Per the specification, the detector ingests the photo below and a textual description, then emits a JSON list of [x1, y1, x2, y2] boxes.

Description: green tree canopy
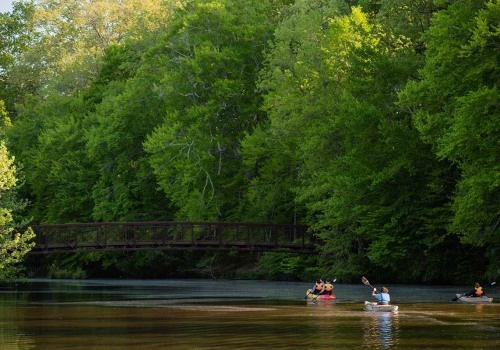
[[399, 0, 499, 248], [0, 101, 35, 282], [144, 0, 276, 221]]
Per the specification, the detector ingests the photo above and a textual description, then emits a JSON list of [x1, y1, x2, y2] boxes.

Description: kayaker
[[311, 279, 324, 295], [372, 287, 390, 305], [322, 279, 334, 295], [465, 282, 484, 297]]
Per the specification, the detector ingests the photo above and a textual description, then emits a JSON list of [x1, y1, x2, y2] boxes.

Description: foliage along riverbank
[[25, 248, 491, 286], [0, 0, 498, 284]]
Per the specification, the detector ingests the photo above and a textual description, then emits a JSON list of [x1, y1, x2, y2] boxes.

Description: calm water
[[0, 279, 498, 349]]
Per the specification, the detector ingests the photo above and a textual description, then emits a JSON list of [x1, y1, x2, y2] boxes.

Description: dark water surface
[[0, 279, 498, 349]]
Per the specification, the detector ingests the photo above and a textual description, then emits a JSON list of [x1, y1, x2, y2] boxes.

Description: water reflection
[[0, 293, 36, 350], [306, 299, 337, 310], [362, 312, 399, 349], [475, 303, 484, 313]]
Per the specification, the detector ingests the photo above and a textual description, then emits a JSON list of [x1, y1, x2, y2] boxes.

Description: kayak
[[364, 301, 398, 312], [306, 293, 336, 300], [306, 290, 336, 300], [455, 294, 493, 303]]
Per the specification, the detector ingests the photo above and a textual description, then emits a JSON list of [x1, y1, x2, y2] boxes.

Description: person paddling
[[322, 279, 334, 295], [311, 279, 324, 295], [372, 286, 390, 305], [464, 282, 484, 297]]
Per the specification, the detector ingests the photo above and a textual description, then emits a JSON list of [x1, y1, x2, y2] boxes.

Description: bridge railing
[[29, 221, 317, 254]]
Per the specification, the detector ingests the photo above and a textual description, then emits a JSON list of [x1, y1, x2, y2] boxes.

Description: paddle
[[361, 276, 374, 290], [305, 279, 323, 299], [305, 289, 313, 299]]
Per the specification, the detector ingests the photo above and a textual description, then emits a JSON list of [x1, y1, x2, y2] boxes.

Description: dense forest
[[0, 0, 498, 284]]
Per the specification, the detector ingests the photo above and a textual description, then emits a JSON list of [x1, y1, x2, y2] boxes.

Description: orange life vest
[[475, 287, 483, 296], [324, 283, 333, 292], [315, 283, 323, 291]]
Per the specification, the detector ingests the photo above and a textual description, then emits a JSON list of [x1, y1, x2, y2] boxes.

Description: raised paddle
[[361, 276, 374, 290]]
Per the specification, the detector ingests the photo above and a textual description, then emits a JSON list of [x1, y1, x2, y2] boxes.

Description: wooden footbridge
[[28, 221, 317, 255]]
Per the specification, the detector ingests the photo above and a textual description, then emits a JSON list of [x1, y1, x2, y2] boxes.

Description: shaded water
[[0, 279, 498, 349]]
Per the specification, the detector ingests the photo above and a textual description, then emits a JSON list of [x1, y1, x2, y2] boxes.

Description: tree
[[0, 1, 38, 113], [241, 0, 350, 224], [144, 0, 277, 221], [85, 41, 175, 221], [1, 0, 175, 111], [399, 0, 499, 249], [3, 1, 182, 223], [27, 95, 96, 223], [250, 2, 458, 281], [0, 101, 35, 282], [30, 0, 173, 95]]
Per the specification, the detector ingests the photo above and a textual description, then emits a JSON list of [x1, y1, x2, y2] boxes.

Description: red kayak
[[306, 289, 336, 300]]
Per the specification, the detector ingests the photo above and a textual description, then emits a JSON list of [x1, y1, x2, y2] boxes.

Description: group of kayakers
[[308, 279, 486, 305], [308, 279, 335, 296], [308, 278, 391, 304]]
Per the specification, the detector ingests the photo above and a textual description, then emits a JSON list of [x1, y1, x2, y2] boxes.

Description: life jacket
[[315, 282, 323, 291], [377, 292, 390, 305], [475, 287, 483, 296], [324, 283, 333, 292]]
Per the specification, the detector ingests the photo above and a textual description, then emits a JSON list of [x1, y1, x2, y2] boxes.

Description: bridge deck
[[29, 221, 317, 255]]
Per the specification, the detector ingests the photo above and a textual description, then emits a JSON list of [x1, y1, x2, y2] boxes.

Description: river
[[0, 279, 498, 349]]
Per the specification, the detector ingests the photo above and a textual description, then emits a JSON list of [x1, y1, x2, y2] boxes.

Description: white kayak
[[364, 301, 399, 312], [455, 294, 493, 303]]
